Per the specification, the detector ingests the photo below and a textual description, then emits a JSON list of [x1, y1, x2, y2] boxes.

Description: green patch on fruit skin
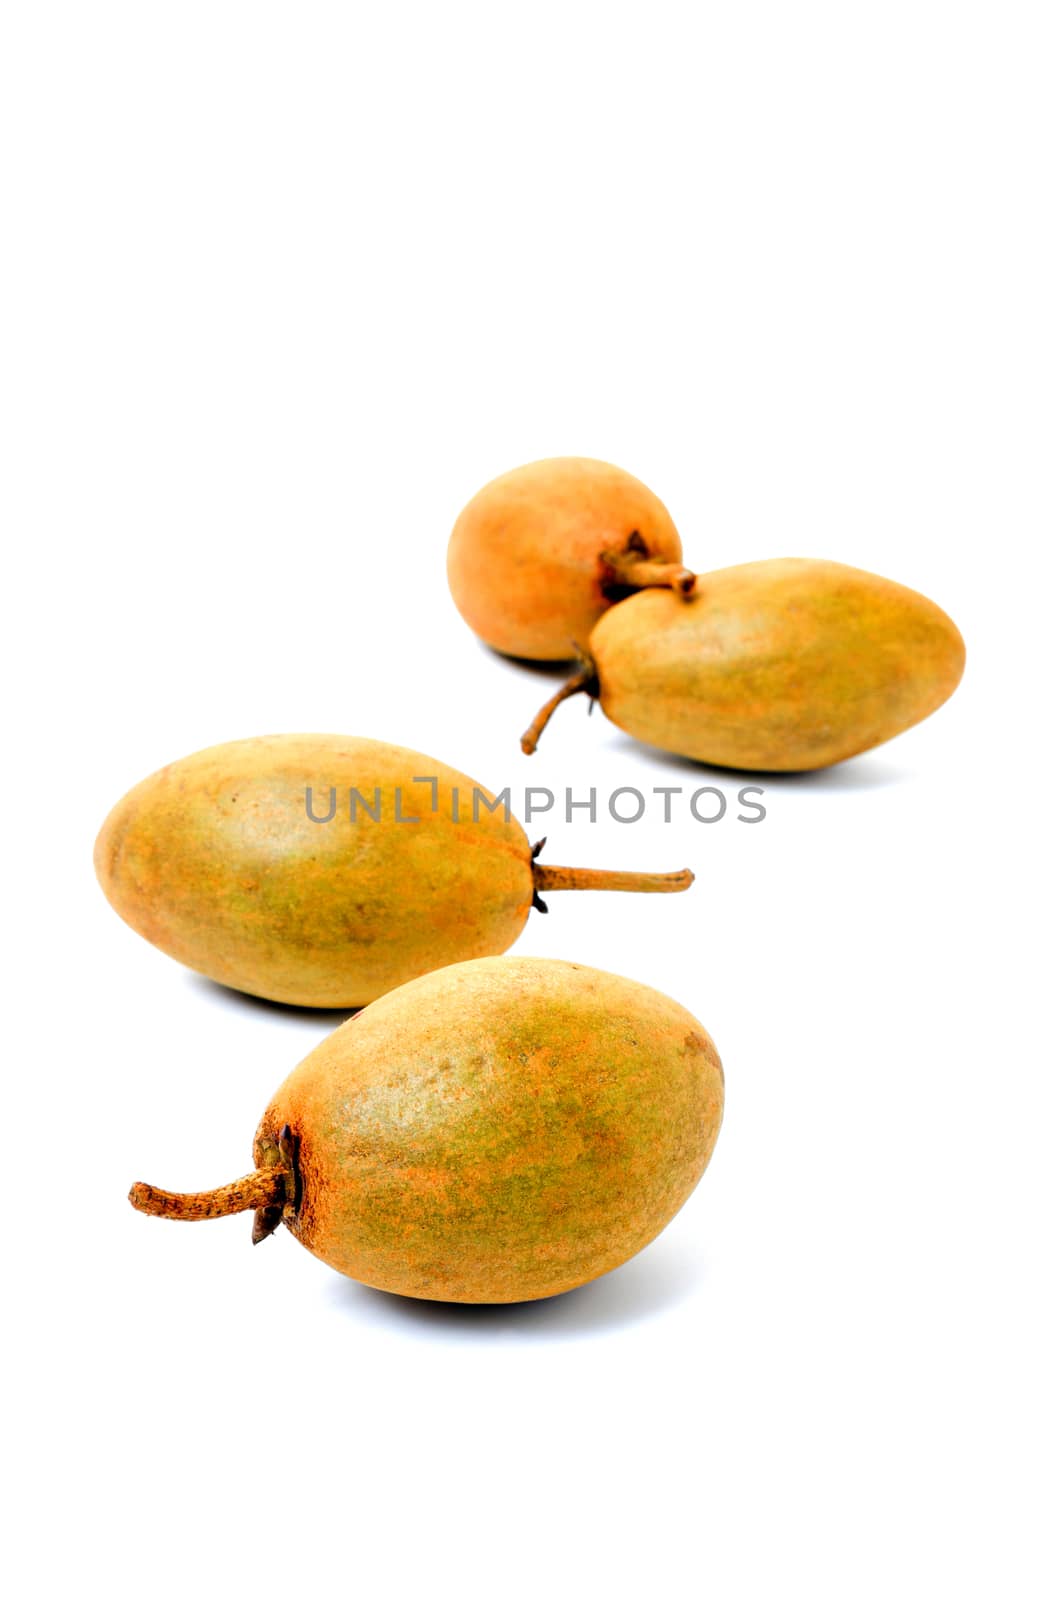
[[257, 957, 724, 1304]]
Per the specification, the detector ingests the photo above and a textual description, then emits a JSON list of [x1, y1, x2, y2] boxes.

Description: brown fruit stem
[[533, 863, 694, 895], [129, 1168, 283, 1221], [605, 548, 696, 596], [521, 661, 598, 755]]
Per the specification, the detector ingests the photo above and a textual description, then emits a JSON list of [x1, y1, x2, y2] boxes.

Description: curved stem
[[533, 863, 694, 896], [129, 1168, 283, 1222], [605, 549, 696, 596], [521, 663, 597, 755]]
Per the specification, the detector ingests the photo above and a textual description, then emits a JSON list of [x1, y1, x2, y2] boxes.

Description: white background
[[3, 5, 1061, 1597]]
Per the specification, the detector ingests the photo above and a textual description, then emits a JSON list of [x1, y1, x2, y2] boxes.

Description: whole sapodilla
[[129, 957, 725, 1303], [522, 558, 966, 769], [447, 456, 695, 661], [94, 735, 692, 1008]]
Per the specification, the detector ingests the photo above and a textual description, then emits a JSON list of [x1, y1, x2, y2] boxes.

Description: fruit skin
[[589, 558, 966, 770], [94, 735, 532, 1008], [447, 456, 686, 660], [253, 957, 724, 1303]]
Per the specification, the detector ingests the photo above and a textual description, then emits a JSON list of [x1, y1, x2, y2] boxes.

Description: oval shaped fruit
[[95, 734, 693, 1008], [522, 558, 966, 770], [447, 456, 695, 661], [129, 957, 725, 1303]]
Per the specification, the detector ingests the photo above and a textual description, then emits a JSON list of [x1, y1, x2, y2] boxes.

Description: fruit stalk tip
[[521, 663, 597, 755], [128, 1168, 284, 1222], [605, 548, 697, 599], [532, 862, 694, 896]]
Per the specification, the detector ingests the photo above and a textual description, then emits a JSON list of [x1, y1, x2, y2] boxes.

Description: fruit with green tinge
[[522, 558, 965, 770], [129, 957, 725, 1304], [95, 734, 692, 1008]]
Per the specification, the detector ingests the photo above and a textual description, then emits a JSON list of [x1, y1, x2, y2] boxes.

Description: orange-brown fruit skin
[[447, 456, 684, 660], [253, 957, 724, 1303], [94, 735, 532, 1008], [590, 558, 966, 770]]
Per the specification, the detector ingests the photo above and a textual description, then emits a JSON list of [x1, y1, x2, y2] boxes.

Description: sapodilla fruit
[[129, 957, 725, 1303], [522, 558, 966, 770], [94, 734, 692, 1008], [447, 456, 695, 661]]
